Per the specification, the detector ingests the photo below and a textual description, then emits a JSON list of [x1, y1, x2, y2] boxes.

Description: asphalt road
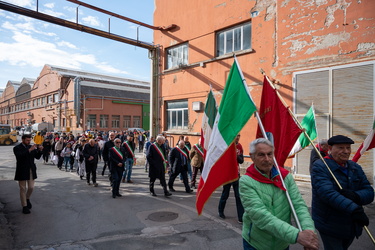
[[0, 143, 374, 250]]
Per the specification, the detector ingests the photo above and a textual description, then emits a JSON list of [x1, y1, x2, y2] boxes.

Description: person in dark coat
[[83, 139, 99, 187], [41, 137, 52, 164], [102, 132, 115, 176], [311, 135, 374, 249], [309, 139, 328, 174], [146, 135, 172, 197], [168, 140, 193, 193], [13, 134, 43, 214], [109, 138, 127, 198]]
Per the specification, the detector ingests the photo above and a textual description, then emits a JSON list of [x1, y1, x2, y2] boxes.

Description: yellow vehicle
[[0, 124, 18, 145]]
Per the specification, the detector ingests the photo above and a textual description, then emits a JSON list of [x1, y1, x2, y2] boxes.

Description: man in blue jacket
[[311, 135, 374, 250]]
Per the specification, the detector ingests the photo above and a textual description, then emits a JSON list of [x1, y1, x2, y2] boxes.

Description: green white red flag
[[196, 58, 257, 215], [352, 119, 375, 162], [288, 104, 317, 158], [201, 89, 217, 154]]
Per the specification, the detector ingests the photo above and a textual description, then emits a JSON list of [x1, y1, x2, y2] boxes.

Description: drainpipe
[[150, 46, 161, 137], [74, 77, 82, 129]]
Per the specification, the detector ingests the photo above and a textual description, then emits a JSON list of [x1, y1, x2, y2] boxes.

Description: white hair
[[249, 138, 274, 154]]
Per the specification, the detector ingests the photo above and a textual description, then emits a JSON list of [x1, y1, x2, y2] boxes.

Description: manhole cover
[[147, 211, 179, 222]]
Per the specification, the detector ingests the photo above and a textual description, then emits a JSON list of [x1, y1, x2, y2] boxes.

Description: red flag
[[256, 77, 302, 167], [352, 119, 375, 162]]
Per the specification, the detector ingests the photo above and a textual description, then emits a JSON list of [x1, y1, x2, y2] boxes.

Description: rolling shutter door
[[332, 64, 374, 180], [294, 71, 330, 175]]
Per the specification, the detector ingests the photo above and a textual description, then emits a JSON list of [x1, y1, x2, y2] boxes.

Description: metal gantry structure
[[0, 0, 175, 136]]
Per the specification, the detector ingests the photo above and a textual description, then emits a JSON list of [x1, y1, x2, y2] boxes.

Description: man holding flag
[[311, 135, 374, 249], [196, 58, 256, 215], [240, 138, 318, 250]]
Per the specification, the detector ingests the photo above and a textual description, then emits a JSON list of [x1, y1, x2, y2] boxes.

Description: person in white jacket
[[75, 138, 87, 180]]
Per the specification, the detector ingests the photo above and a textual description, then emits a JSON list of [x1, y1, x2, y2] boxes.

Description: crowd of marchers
[[17, 129, 207, 199], [13, 130, 374, 250]]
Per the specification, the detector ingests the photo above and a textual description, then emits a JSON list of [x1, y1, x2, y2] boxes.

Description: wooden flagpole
[[260, 69, 375, 245]]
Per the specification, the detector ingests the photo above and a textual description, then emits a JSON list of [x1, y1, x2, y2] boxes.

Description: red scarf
[[316, 143, 328, 156], [245, 164, 289, 191]]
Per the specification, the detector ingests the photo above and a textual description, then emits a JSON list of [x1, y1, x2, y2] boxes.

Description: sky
[[0, 0, 155, 89]]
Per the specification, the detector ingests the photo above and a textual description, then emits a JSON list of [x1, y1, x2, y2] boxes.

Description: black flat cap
[[328, 135, 354, 146]]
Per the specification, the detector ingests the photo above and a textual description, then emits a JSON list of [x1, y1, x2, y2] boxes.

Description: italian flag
[[288, 104, 317, 158], [352, 119, 375, 162], [201, 89, 217, 154], [196, 58, 256, 215]]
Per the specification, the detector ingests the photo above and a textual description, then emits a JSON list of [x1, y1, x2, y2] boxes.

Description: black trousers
[[168, 168, 191, 192], [150, 175, 167, 190], [86, 162, 97, 184], [111, 167, 124, 195], [42, 152, 50, 162]]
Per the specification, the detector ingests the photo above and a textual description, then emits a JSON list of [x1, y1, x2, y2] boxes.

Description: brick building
[[153, 0, 375, 181], [0, 64, 150, 134]]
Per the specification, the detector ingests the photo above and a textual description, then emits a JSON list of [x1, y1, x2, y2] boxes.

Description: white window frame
[[100, 114, 109, 128], [166, 43, 188, 69], [166, 100, 188, 131], [112, 115, 120, 128], [216, 22, 251, 56], [123, 115, 131, 128]]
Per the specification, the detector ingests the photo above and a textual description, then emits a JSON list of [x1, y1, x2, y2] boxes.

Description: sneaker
[[93, 183, 98, 187], [22, 206, 30, 214], [238, 220, 243, 224], [218, 212, 226, 219]]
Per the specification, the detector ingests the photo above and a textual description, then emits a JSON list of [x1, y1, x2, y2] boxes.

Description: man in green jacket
[[239, 138, 318, 250]]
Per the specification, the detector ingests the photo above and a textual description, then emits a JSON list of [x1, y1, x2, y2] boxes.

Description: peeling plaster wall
[[153, 0, 375, 152], [278, 0, 375, 74]]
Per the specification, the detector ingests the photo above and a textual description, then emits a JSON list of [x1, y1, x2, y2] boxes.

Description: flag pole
[[261, 70, 375, 245], [255, 111, 303, 231], [237, 60, 302, 231]]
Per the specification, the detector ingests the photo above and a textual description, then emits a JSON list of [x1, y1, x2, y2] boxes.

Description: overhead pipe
[[66, 0, 177, 31]]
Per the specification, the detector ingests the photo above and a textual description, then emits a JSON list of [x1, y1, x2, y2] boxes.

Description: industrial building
[[153, 0, 375, 181], [0, 64, 150, 134]]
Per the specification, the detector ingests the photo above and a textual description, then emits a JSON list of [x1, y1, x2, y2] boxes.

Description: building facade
[[0, 65, 150, 134], [153, 0, 375, 182]]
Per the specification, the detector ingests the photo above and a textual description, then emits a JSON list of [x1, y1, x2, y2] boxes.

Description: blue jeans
[[243, 239, 289, 250], [122, 158, 134, 181], [319, 232, 354, 250], [63, 156, 72, 170], [218, 180, 244, 221]]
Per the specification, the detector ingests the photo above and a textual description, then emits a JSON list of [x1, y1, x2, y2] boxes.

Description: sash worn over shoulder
[[175, 147, 188, 159], [152, 142, 168, 170], [193, 144, 204, 158], [245, 164, 289, 191], [111, 146, 123, 161], [123, 141, 135, 159]]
